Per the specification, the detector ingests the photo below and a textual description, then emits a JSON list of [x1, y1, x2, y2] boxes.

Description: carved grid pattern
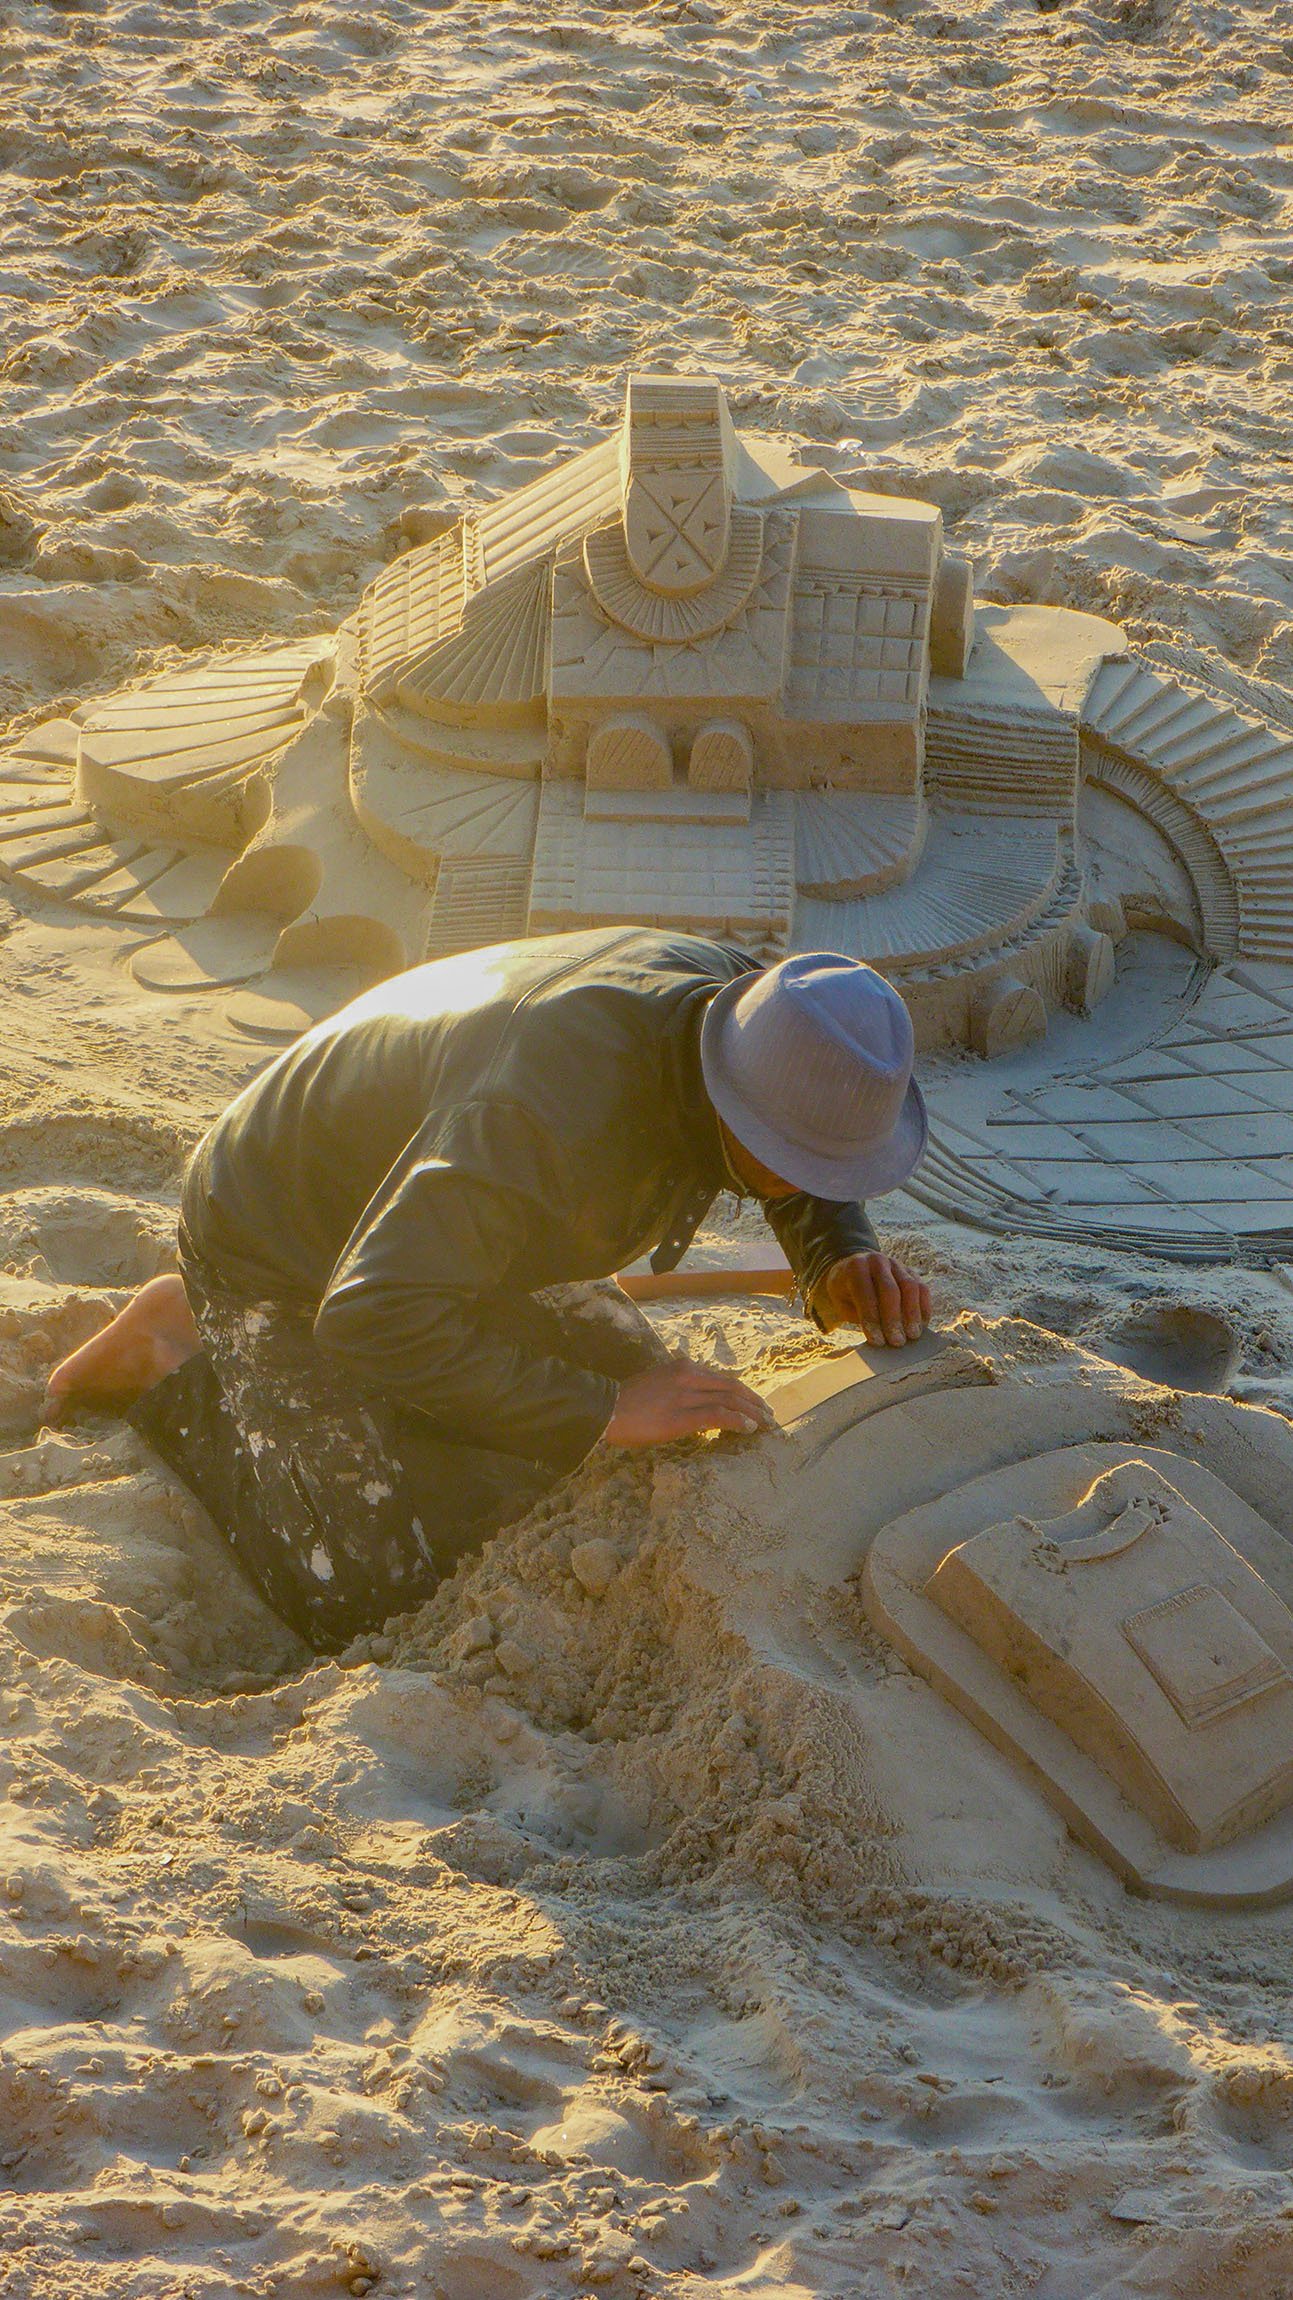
[[424, 858, 532, 958], [913, 961, 1293, 1261], [528, 780, 793, 946], [786, 578, 926, 712]]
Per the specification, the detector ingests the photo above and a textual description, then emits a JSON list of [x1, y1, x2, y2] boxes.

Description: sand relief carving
[[605, 1332, 1293, 1911], [5, 370, 1293, 1257], [930, 1460, 1293, 1853], [860, 1425, 1293, 1905]]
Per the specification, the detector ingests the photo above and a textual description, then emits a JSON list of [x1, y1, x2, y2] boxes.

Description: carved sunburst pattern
[[584, 508, 764, 643]]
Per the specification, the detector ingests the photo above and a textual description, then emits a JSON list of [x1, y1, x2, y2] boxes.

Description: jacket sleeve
[[762, 1191, 880, 1330], [312, 1100, 618, 1470]]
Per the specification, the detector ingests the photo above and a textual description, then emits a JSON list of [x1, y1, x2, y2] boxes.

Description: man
[[50, 927, 931, 1649]]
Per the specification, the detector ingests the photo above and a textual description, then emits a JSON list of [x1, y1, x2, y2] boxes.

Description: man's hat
[[700, 952, 928, 1201]]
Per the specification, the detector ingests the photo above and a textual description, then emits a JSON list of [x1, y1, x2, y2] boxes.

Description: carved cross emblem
[[624, 466, 731, 596]]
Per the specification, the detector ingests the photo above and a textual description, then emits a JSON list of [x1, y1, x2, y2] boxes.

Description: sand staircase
[[795, 815, 1067, 976], [0, 724, 231, 925], [793, 791, 923, 899], [0, 641, 336, 927], [1081, 659, 1293, 963]]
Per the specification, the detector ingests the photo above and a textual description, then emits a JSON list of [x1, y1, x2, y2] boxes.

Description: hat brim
[[700, 970, 929, 1203]]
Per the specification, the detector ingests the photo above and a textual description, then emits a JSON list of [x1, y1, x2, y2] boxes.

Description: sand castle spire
[[619, 372, 738, 595]]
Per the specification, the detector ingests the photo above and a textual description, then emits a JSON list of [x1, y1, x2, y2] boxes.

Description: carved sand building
[[5, 372, 1293, 1260]]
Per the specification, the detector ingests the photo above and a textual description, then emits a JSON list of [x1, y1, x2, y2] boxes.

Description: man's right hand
[[603, 1363, 775, 1448]]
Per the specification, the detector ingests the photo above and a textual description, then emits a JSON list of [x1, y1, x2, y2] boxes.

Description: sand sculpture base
[[4, 372, 1293, 1264]]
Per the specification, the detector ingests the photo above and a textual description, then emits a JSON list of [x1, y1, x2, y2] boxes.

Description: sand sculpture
[[733, 1333, 1293, 1907], [358, 1321, 1293, 1913], [5, 371, 1293, 1260]]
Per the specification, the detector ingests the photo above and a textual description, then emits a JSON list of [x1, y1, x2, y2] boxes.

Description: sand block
[[970, 972, 1047, 1059], [784, 500, 939, 744], [688, 717, 753, 795], [1064, 922, 1116, 1012], [622, 374, 737, 594], [224, 965, 376, 1043], [865, 1439, 1293, 1903], [583, 783, 751, 828], [931, 1459, 1293, 1851], [585, 712, 672, 790], [130, 916, 277, 993], [930, 553, 975, 679]]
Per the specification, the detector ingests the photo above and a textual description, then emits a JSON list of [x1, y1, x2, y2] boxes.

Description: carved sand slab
[[762, 1327, 978, 1434], [864, 1440, 1293, 1905]]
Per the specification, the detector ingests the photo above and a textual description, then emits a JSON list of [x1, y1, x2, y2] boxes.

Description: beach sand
[[3, 1, 1293, 2293]]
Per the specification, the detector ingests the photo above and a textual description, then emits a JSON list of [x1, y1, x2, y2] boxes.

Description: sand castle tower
[[5, 370, 1293, 1261], [348, 370, 1091, 1063]]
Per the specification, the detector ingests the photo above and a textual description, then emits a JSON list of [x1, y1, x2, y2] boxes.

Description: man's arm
[[762, 1191, 931, 1347], [313, 1102, 618, 1469], [314, 1100, 774, 1465], [762, 1190, 878, 1309]]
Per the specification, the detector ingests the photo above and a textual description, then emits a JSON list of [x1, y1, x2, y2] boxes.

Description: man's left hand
[[814, 1252, 932, 1347]]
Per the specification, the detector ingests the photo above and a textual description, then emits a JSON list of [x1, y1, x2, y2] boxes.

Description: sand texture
[[5, 1, 1293, 2295]]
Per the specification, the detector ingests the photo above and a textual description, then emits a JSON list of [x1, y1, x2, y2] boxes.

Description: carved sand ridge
[[4, 374, 1293, 1262]]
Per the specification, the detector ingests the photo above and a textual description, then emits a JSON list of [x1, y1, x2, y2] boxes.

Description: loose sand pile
[[5, 0, 1293, 2293]]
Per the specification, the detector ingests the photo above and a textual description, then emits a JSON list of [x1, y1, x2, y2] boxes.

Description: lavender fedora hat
[[699, 952, 927, 1201]]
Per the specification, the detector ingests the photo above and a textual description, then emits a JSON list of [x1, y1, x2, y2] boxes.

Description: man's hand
[[815, 1252, 931, 1348], [603, 1363, 775, 1447]]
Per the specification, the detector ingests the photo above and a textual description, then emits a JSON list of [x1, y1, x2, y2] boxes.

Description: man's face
[[718, 1121, 799, 1202]]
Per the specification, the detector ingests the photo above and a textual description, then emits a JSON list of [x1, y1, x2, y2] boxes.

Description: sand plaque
[[863, 1440, 1293, 1903], [927, 1460, 1293, 1855]]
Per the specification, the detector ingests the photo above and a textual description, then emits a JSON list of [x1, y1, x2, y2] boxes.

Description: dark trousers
[[129, 1252, 666, 1651]]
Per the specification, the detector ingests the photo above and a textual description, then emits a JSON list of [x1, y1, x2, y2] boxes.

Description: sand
[[5, 0, 1293, 2294]]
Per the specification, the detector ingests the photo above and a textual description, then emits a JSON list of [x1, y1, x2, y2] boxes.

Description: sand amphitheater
[[6, 0, 1293, 2292]]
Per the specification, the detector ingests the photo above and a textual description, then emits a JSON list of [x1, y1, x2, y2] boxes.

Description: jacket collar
[[647, 994, 732, 1277], [674, 991, 729, 1190]]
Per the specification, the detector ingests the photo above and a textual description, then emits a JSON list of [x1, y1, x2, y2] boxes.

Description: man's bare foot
[[46, 1274, 201, 1417]]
